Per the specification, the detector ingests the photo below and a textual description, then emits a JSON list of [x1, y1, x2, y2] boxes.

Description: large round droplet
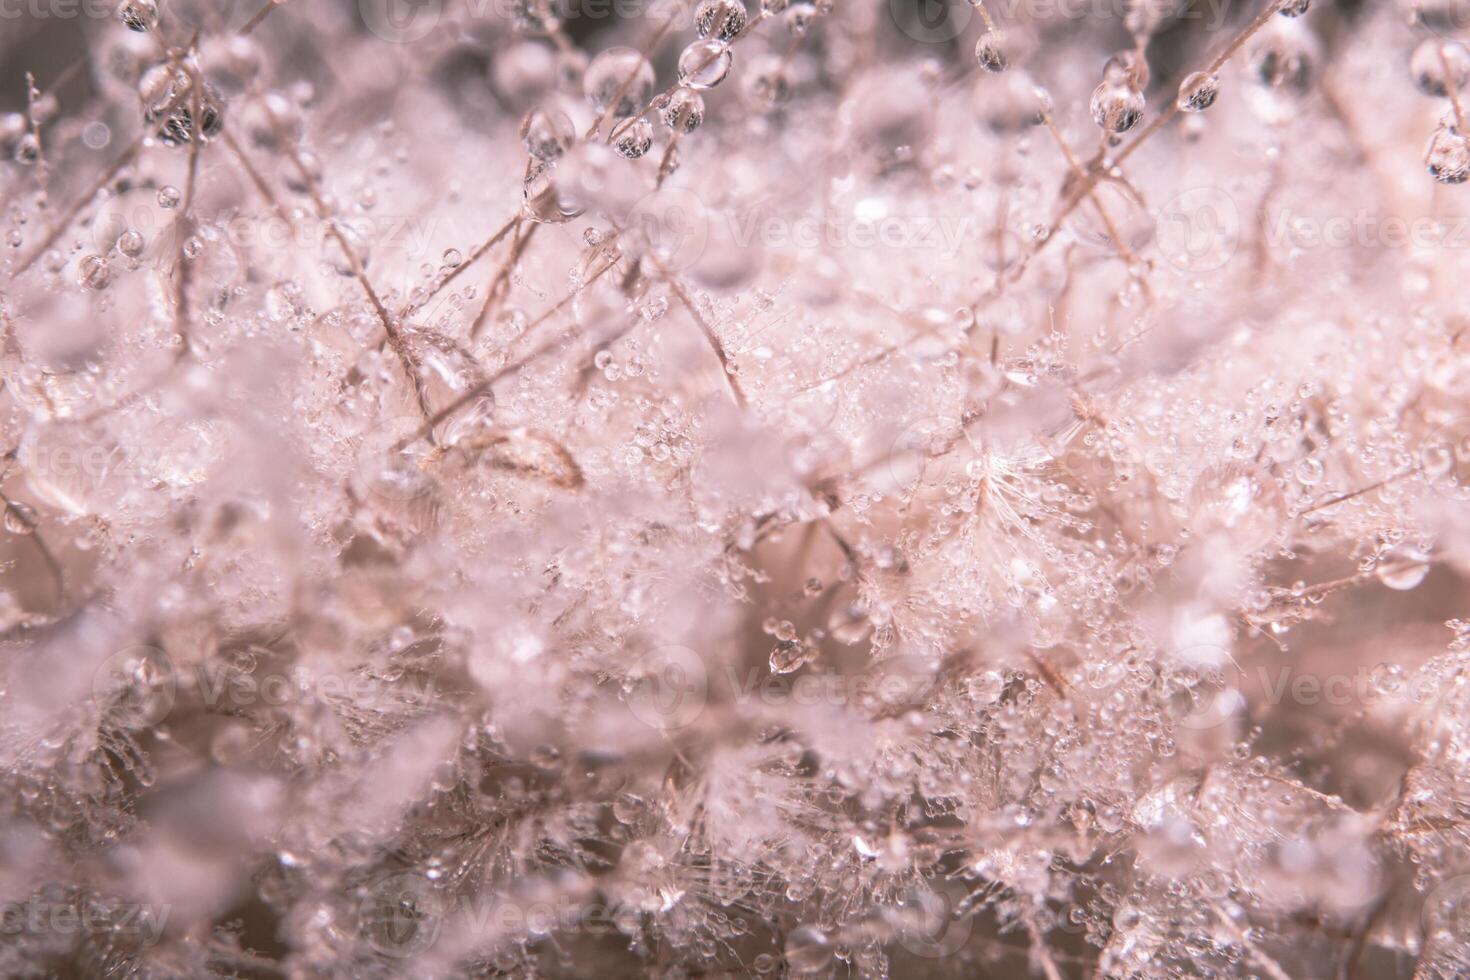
[[584, 47, 656, 117], [694, 0, 747, 40], [1090, 82, 1144, 134], [1376, 548, 1431, 591], [785, 925, 834, 975], [519, 106, 574, 160], [678, 39, 732, 90], [1411, 39, 1470, 98]]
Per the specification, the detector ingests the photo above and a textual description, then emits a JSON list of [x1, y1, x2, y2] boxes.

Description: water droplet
[[1245, 21, 1317, 123], [743, 54, 791, 112], [659, 88, 706, 132], [769, 640, 816, 674], [975, 32, 1008, 73], [116, 229, 145, 258], [1376, 549, 1431, 590], [78, 254, 114, 290], [584, 47, 655, 118], [785, 925, 834, 975], [158, 185, 181, 208], [1427, 123, 1470, 184], [1294, 457, 1324, 485], [1277, 0, 1309, 16], [117, 0, 157, 31], [1177, 71, 1220, 112], [3, 501, 37, 535], [679, 39, 733, 90], [695, 0, 747, 40], [968, 670, 1005, 704], [1091, 82, 1144, 133], [613, 117, 654, 158], [14, 132, 39, 166], [1370, 662, 1405, 694], [1411, 40, 1470, 98], [519, 106, 574, 160], [783, 2, 816, 34]]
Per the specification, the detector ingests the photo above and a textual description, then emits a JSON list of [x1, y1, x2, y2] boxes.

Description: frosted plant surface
[[2, 0, 1470, 976]]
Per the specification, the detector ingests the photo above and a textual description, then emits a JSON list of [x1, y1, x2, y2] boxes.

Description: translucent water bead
[[1411, 40, 1470, 98], [117, 0, 157, 31], [1427, 122, 1470, 184], [519, 106, 574, 161], [1177, 71, 1219, 112], [694, 0, 747, 41], [1091, 82, 1144, 133], [975, 32, 1007, 73], [584, 48, 656, 118], [679, 40, 732, 90], [743, 54, 791, 113], [659, 88, 706, 132], [613, 118, 653, 158]]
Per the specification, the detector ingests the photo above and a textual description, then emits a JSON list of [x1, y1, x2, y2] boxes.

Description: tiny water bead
[[1277, 0, 1309, 16], [659, 88, 706, 132], [583, 48, 656, 117], [519, 106, 574, 161], [694, 0, 748, 41], [1177, 71, 1220, 112], [1411, 40, 1470, 98], [975, 32, 1008, 73], [679, 39, 733, 90], [1091, 82, 1145, 133], [158, 185, 181, 208], [1427, 123, 1470, 184]]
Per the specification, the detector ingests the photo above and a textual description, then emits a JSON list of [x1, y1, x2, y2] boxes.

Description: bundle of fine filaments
[[2, 0, 1470, 975]]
